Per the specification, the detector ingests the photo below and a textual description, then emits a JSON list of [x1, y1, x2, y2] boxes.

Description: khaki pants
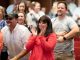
[[54, 52, 75, 60]]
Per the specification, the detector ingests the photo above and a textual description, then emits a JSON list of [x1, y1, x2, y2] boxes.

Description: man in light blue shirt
[[6, 0, 21, 14]]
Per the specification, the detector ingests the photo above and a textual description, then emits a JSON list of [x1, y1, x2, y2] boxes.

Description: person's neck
[[19, 11, 25, 13], [10, 28, 14, 33], [35, 10, 39, 13], [58, 15, 66, 20], [9, 25, 16, 33]]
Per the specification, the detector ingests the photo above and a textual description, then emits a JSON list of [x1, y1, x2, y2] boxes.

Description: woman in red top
[[10, 15, 57, 60]]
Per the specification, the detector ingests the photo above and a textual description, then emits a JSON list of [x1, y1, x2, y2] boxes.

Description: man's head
[[57, 2, 68, 17], [5, 13, 18, 28]]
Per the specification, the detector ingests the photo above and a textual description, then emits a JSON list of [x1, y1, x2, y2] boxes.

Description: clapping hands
[[30, 26, 37, 36], [38, 27, 46, 36]]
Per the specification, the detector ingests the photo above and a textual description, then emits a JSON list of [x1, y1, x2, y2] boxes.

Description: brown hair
[[58, 1, 68, 10]]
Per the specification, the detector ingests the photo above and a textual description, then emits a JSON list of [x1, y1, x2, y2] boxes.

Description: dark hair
[[58, 1, 68, 10], [37, 15, 53, 37]]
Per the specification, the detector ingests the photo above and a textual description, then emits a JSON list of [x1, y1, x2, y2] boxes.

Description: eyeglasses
[[6, 17, 13, 20]]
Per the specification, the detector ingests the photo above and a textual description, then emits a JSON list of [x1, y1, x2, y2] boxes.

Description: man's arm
[[64, 24, 79, 39]]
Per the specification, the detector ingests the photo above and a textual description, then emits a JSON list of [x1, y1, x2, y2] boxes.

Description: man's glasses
[[6, 17, 13, 20]]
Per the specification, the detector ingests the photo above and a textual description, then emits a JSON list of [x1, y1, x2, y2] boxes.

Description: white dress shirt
[[1, 24, 31, 60]]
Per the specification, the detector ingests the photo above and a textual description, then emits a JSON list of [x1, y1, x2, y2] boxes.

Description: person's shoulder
[[49, 33, 56, 37], [39, 11, 45, 15], [66, 16, 77, 25], [26, 12, 33, 17], [74, 7, 80, 11], [51, 17, 56, 22], [7, 4, 14, 9], [1, 26, 8, 30], [16, 24, 31, 36], [66, 16, 74, 20], [18, 24, 28, 30], [26, 12, 31, 15], [1, 26, 8, 32], [17, 24, 30, 32]]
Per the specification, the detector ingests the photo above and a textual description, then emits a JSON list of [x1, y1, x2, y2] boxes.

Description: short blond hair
[[0, 6, 5, 15]]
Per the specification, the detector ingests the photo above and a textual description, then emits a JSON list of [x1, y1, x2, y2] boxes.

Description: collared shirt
[[1, 24, 31, 60]]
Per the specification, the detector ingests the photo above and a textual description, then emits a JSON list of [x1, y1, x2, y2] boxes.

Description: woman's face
[[34, 3, 40, 12], [18, 2, 25, 13], [39, 21, 47, 30], [18, 13, 25, 25]]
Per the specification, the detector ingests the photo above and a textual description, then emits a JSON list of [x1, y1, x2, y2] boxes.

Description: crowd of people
[[0, 0, 80, 60]]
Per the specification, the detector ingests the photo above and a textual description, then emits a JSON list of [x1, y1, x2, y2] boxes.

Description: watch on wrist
[[63, 36, 66, 40]]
